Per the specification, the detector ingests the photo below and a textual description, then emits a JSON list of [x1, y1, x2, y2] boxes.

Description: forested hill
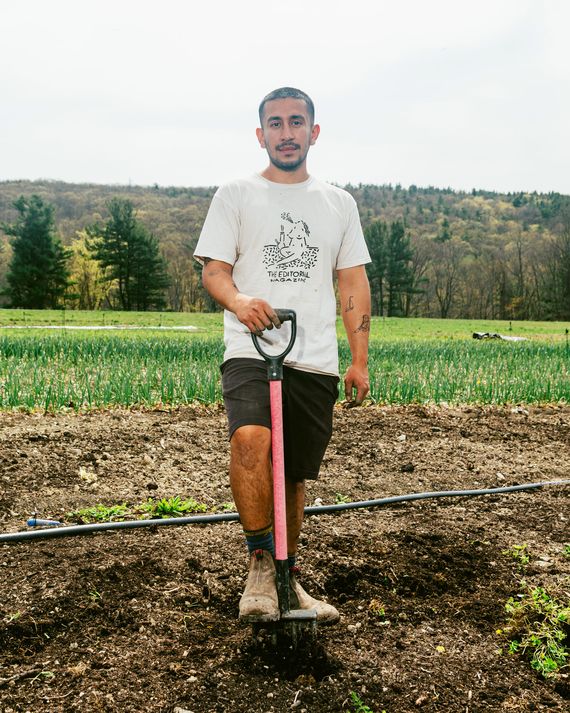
[[0, 180, 215, 249], [0, 179, 568, 320]]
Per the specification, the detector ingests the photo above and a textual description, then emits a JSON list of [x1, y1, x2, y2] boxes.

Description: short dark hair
[[258, 87, 315, 126]]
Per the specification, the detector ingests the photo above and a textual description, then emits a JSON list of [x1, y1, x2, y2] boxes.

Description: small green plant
[[218, 501, 236, 512], [349, 691, 385, 713], [502, 543, 530, 569], [68, 503, 128, 523], [141, 495, 207, 518], [504, 583, 569, 678], [349, 692, 374, 713], [335, 492, 350, 504], [563, 543, 570, 559], [3, 611, 21, 623]]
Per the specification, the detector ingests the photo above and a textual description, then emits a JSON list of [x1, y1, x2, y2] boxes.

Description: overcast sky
[[1, 0, 569, 194]]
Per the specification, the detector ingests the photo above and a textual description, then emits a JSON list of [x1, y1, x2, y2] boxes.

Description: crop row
[[0, 334, 568, 410]]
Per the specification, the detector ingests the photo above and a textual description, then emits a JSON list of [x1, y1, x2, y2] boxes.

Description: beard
[[267, 143, 309, 172]]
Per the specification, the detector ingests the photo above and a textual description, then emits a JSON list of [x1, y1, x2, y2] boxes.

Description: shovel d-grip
[[251, 310, 317, 643]]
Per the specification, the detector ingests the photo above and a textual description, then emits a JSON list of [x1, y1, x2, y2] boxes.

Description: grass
[[1, 309, 568, 341], [0, 333, 224, 410], [0, 310, 568, 410], [341, 339, 570, 405], [0, 308, 224, 334], [363, 316, 569, 343]]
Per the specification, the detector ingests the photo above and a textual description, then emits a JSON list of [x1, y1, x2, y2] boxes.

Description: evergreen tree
[[386, 220, 414, 316], [364, 220, 388, 316], [130, 231, 170, 311], [88, 198, 170, 311], [2, 195, 71, 308]]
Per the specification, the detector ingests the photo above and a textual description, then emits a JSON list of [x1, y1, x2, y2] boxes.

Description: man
[[194, 87, 371, 624]]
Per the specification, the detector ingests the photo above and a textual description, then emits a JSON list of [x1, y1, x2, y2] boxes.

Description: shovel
[[251, 308, 317, 646]]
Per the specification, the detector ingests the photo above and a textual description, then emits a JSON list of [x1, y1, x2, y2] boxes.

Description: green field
[[0, 308, 224, 335], [1, 308, 568, 341], [0, 310, 568, 410]]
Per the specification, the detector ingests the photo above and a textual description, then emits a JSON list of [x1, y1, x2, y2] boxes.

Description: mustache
[[277, 142, 300, 151]]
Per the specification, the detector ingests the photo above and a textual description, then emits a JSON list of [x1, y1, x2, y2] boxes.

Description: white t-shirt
[[194, 173, 371, 376]]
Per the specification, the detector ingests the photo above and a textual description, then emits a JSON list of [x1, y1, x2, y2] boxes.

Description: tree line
[[0, 180, 569, 319], [1, 195, 170, 311]]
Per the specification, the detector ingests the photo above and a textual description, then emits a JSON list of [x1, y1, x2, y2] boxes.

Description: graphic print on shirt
[[262, 212, 319, 283]]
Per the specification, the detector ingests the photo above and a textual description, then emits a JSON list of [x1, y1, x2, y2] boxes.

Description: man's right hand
[[201, 259, 280, 336], [231, 294, 281, 336]]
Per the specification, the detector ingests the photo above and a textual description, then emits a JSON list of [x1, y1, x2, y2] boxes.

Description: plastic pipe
[[0, 480, 568, 544]]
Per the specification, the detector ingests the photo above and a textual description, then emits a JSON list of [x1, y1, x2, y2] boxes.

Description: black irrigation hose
[[1, 480, 568, 545]]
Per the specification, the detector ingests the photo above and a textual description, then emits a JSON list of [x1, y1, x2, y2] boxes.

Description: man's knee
[[230, 425, 271, 471]]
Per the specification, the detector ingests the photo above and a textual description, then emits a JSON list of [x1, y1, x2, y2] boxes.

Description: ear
[[256, 127, 266, 149], [310, 123, 320, 146]]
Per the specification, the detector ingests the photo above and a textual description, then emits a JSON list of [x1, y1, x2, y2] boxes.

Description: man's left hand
[[343, 364, 369, 407]]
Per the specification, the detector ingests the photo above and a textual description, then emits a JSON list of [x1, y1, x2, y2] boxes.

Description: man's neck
[[260, 164, 310, 184]]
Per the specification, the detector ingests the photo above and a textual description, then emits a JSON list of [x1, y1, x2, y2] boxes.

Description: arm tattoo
[[203, 258, 234, 285], [354, 315, 370, 333], [345, 295, 354, 312]]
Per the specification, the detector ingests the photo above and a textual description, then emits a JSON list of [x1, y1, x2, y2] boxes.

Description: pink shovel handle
[[250, 309, 297, 569], [270, 379, 288, 562]]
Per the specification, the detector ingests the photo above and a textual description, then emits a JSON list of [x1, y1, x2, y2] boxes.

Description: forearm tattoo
[[354, 315, 370, 333], [345, 295, 354, 312]]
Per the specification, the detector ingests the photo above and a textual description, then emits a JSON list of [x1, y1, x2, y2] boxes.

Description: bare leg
[[285, 479, 305, 556], [231, 425, 280, 620], [229, 425, 273, 531], [230, 424, 305, 554]]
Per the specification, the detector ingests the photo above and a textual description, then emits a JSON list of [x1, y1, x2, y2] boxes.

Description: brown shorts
[[220, 358, 339, 482]]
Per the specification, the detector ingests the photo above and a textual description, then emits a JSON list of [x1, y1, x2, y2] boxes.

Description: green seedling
[[504, 583, 569, 678], [68, 503, 128, 523], [502, 543, 530, 569], [141, 495, 207, 518], [217, 502, 236, 512], [349, 692, 374, 713], [334, 492, 350, 504], [563, 544, 570, 559], [3, 611, 21, 624], [349, 691, 386, 713]]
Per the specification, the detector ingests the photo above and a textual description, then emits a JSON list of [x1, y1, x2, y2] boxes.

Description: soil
[[0, 404, 569, 713]]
